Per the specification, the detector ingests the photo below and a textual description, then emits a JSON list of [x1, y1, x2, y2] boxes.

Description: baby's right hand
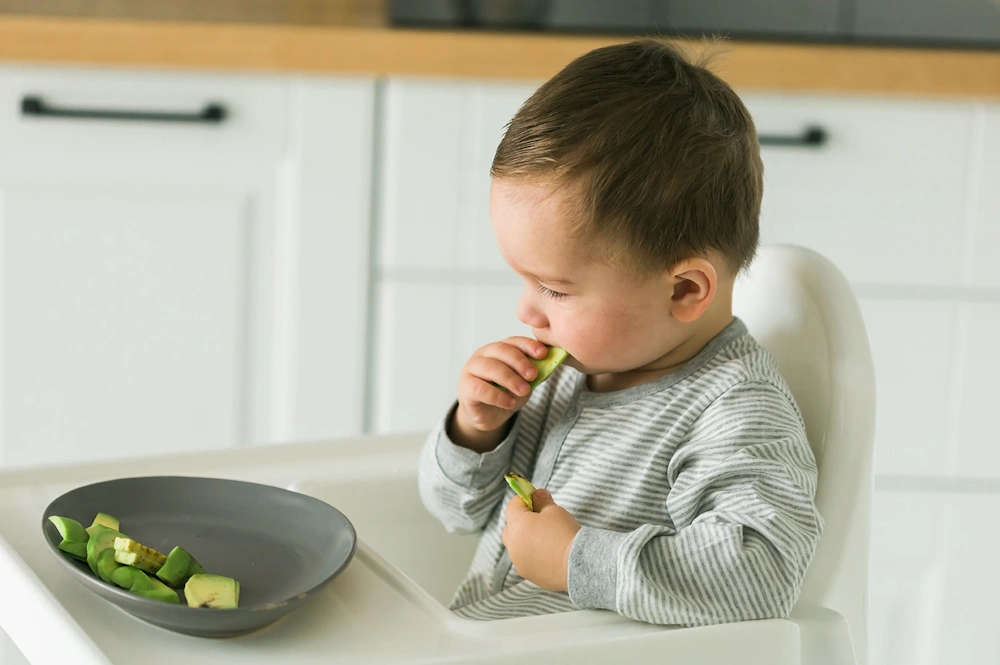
[[453, 336, 549, 442]]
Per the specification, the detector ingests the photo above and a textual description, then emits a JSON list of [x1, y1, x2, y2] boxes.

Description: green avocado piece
[[156, 546, 204, 588], [492, 345, 570, 394], [47, 516, 89, 561], [504, 472, 537, 512], [95, 548, 122, 584], [86, 526, 126, 576], [110, 566, 156, 593], [185, 573, 240, 609], [137, 575, 180, 604], [112, 537, 167, 574], [85, 512, 120, 537], [527, 346, 569, 389]]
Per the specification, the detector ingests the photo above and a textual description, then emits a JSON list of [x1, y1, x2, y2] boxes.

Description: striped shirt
[[417, 318, 823, 625]]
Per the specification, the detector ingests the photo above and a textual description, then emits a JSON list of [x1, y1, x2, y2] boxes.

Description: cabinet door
[[0, 66, 375, 467], [870, 488, 1000, 665], [743, 92, 984, 288], [373, 78, 539, 434], [371, 281, 527, 434], [377, 78, 540, 273]]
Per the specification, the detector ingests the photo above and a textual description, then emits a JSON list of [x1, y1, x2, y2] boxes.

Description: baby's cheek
[[565, 324, 621, 369]]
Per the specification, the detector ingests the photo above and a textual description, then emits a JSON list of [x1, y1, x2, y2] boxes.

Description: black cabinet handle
[[759, 126, 827, 147], [20, 95, 227, 124]]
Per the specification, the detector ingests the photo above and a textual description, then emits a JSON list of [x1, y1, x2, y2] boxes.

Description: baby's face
[[490, 179, 687, 375]]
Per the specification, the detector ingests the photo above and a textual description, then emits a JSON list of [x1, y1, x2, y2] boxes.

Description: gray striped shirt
[[417, 318, 823, 625]]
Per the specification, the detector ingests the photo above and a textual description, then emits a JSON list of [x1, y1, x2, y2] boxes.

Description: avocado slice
[[110, 565, 156, 593], [137, 575, 180, 604], [504, 472, 537, 512], [85, 512, 120, 537], [86, 526, 126, 577], [492, 345, 570, 395], [47, 516, 89, 561], [113, 537, 167, 574], [95, 548, 122, 584], [527, 346, 569, 389], [156, 546, 205, 588], [185, 573, 240, 609]]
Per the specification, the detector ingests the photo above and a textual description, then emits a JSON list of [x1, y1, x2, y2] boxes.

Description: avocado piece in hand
[[86, 526, 126, 577], [47, 516, 90, 561], [85, 512, 120, 536], [528, 346, 569, 389], [504, 472, 537, 512], [156, 546, 205, 588], [185, 573, 240, 609], [493, 345, 570, 394], [113, 537, 167, 574]]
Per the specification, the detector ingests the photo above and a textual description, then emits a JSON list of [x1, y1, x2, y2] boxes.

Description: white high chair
[[290, 243, 876, 665], [733, 244, 877, 665]]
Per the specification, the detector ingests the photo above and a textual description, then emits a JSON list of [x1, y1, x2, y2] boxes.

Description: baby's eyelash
[[538, 285, 568, 300]]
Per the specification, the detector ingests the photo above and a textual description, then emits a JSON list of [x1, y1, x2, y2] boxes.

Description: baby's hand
[[503, 489, 581, 592], [451, 337, 548, 448]]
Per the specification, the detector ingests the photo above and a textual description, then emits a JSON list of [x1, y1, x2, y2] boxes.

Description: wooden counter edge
[[0, 15, 998, 99]]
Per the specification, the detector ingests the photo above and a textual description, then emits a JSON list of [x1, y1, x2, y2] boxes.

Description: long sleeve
[[417, 402, 522, 535], [566, 380, 824, 626]]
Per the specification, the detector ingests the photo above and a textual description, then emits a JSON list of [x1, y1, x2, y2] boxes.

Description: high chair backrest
[[732, 244, 876, 665]]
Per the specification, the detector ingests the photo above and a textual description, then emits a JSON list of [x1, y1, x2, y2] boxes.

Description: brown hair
[[491, 39, 763, 278]]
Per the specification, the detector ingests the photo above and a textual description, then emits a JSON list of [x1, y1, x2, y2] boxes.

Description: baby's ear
[[668, 258, 717, 323]]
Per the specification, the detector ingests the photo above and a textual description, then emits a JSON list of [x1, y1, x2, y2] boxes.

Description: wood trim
[[0, 15, 998, 99]]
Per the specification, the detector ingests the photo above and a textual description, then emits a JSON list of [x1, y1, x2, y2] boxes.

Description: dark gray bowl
[[41, 476, 357, 637]]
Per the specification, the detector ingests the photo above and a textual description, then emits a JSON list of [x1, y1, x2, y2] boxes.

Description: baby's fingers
[[466, 356, 530, 403], [482, 341, 543, 385], [502, 336, 550, 361], [460, 373, 518, 410]]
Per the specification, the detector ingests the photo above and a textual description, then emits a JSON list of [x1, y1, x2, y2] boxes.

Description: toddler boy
[[417, 39, 823, 626]]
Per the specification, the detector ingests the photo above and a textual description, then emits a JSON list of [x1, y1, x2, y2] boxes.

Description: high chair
[[732, 243, 877, 665], [291, 243, 877, 665], [0, 244, 875, 665]]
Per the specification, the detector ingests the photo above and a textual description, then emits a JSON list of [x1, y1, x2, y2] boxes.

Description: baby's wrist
[[449, 405, 507, 453]]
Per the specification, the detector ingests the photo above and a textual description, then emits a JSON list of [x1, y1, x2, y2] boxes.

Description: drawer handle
[[758, 126, 827, 147], [20, 95, 227, 124]]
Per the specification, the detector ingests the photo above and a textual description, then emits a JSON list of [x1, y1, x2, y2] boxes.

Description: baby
[[417, 38, 823, 626]]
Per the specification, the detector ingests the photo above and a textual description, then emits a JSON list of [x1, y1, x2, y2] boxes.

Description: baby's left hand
[[502, 488, 581, 592]]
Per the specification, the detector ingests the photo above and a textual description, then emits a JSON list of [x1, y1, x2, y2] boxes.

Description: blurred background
[[0, 1, 997, 664]]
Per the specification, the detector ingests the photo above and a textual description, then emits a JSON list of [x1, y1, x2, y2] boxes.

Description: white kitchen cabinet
[[869, 488, 1000, 665], [744, 92, 984, 288], [377, 78, 540, 273], [0, 65, 376, 468], [371, 280, 527, 434], [971, 106, 1000, 288], [859, 299, 1000, 478]]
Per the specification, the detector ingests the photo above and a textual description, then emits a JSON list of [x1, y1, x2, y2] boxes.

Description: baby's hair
[[491, 38, 763, 278]]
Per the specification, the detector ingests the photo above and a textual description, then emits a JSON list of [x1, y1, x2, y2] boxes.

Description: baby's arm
[[417, 402, 523, 535], [418, 336, 549, 535], [566, 381, 824, 626]]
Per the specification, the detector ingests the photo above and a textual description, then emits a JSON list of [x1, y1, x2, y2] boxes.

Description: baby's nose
[[517, 295, 547, 329]]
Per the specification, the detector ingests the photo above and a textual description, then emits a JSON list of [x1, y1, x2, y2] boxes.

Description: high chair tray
[[0, 432, 855, 664]]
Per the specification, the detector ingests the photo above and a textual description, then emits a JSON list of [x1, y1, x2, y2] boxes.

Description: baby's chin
[[562, 354, 604, 375], [561, 353, 644, 376]]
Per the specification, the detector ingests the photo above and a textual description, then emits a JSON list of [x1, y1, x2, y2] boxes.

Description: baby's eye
[[538, 285, 568, 300]]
